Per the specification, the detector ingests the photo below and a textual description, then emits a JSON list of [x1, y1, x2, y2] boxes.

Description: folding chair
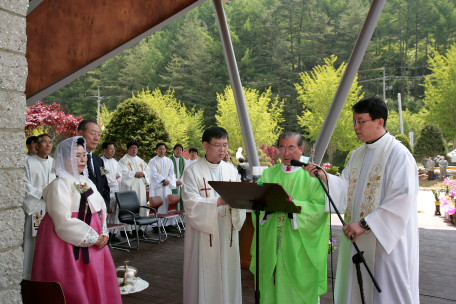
[[149, 196, 183, 240], [167, 194, 186, 230], [107, 223, 131, 251], [115, 191, 160, 250], [21, 280, 66, 304]]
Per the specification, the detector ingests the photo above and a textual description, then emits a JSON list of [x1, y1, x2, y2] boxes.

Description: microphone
[[290, 159, 323, 170], [290, 159, 309, 167]]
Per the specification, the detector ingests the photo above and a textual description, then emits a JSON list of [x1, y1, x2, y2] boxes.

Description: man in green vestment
[[250, 131, 329, 304], [170, 143, 186, 211]]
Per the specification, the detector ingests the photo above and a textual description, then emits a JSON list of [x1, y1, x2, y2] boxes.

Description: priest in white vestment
[[182, 127, 246, 304], [101, 141, 122, 226], [119, 141, 150, 232], [170, 143, 186, 211], [186, 147, 199, 167], [149, 142, 176, 227], [306, 97, 419, 304], [22, 134, 56, 279], [25, 136, 37, 160]]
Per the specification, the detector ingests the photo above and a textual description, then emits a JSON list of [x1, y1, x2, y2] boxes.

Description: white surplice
[[326, 133, 419, 304], [119, 154, 150, 231], [182, 156, 246, 304], [102, 155, 122, 225], [22, 154, 56, 279], [148, 156, 176, 226], [186, 159, 197, 167]]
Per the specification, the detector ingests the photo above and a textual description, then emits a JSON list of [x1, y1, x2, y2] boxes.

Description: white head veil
[[51, 136, 88, 183]]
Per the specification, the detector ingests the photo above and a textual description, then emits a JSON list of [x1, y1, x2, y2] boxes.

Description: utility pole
[[89, 86, 105, 125], [383, 67, 386, 102], [398, 93, 404, 134]]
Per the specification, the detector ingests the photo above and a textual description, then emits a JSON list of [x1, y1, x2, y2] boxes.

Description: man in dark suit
[[78, 120, 111, 213]]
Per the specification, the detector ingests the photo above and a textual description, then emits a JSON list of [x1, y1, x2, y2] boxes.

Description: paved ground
[[111, 208, 456, 304]]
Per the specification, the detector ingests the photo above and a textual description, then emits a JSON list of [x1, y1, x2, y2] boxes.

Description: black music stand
[[209, 181, 301, 304]]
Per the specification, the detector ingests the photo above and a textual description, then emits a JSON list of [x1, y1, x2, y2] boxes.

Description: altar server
[[101, 141, 122, 225], [22, 134, 56, 279], [149, 142, 176, 227]]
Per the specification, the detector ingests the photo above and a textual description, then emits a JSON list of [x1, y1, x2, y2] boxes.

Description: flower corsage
[[74, 182, 90, 194], [100, 167, 110, 176]]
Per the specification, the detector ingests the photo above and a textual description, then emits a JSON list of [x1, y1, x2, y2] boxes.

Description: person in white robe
[[101, 141, 122, 228], [186, 147, 199, 167], [170, 143, 186, 211], [118, 141, 150, 232], [22, 134, 56, 279], [25, 136, 37, 160], [306, 97, 419, 304], [149, 142, 177, 227], [182, 126, 246, 304]]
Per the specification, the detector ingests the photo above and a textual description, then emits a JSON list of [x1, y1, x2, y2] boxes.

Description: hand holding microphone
[[289, 159, 327, 183]]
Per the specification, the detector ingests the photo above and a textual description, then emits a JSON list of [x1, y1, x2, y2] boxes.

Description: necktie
[[87, 153, 96, 183]]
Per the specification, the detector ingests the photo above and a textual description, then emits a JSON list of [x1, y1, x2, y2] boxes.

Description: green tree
[[413, 123, 446, 161], [131, 88, 205, 152], [423, 43, 456, 148], [395, 134, 413, 153], [386, 108, 427, 137], [296, 55, 363, 164], [99, 99, 170, 161], [215, 86, 284, 152]]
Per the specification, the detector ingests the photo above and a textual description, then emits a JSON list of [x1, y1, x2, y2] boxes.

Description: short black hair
[[239, 157, 245, 163], [155, 142, 166, 150], [36, 134, 51, 144], [173, 143, 183, 151], [127, 141, 139, 149], [277, 130, 303, 147], [202, 126, 229, 143], [78, 119, 98, 131], [26, 136, 37, 145], [76, 137, 85, 147], [352, 96, 388, 128], [102, 141, 114, 150], [189, 147, 198, 154]]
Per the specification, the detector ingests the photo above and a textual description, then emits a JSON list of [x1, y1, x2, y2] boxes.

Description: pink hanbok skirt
[[32, 212, 122, 304]]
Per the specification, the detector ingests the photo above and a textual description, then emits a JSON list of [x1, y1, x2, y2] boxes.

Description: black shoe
[[120, 231, 127, 237], [110, 232, 121, 240], [165, 226, 172, 232], [152, 226, 159, 233], [127, 231, 134, 238]]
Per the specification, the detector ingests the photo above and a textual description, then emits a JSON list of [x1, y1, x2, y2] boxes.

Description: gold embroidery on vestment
[[345, 168, 358, 224], [359, 164, 382, 219]]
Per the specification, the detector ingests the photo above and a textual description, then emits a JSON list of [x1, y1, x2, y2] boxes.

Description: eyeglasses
[[351, 119, 373, 125], [208, 142, 229, 150], [278, 147, 299, 154]]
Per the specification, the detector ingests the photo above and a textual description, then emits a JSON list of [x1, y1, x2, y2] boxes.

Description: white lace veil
[[51, 136, 88, 183]]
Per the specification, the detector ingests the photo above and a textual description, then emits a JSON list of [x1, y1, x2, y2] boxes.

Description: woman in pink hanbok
[[32, 136, 122, 304]]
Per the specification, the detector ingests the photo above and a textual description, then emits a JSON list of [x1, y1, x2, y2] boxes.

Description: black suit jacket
[[90, 153, 111, 211]]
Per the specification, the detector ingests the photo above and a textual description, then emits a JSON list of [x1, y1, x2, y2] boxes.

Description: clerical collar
[[280, 162, 301, 173], [103, 155, 111, 160], [36, 154, 49, 161], [204, 155, 221, 168], [173, 155, 180, 159], [366, 132, 389, 149]]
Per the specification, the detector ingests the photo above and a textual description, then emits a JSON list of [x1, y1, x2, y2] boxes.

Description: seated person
[[31, 136, 122, 304]]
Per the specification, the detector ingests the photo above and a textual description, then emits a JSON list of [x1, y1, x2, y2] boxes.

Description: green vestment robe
[[250, 164, 329, 304], [170, 155, 185, 210]]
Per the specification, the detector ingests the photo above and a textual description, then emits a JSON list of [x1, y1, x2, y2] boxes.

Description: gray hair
[[78, 119, 98, 131], [277, 130, 303, 147], [36, 134, 51, 144]]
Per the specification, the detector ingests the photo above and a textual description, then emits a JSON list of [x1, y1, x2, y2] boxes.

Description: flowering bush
[[441, 178, 456, 215], [328, 233, 338, 254], [260, 144, 279, 165], [323, 163, 339, 175]]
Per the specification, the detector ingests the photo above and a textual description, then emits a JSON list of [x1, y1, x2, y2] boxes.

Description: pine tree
[[98, 99, 170, 161], [413, 123, 446, 161]]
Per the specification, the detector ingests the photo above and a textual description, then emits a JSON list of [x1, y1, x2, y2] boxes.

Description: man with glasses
[[250, 130, 329, 303], [181, 126, 246, 304], [306, 97, 419, 304], [23, 134, 56, 279]]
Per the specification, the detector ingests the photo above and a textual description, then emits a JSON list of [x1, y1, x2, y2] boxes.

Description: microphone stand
[[313, 170, 382, 297]]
